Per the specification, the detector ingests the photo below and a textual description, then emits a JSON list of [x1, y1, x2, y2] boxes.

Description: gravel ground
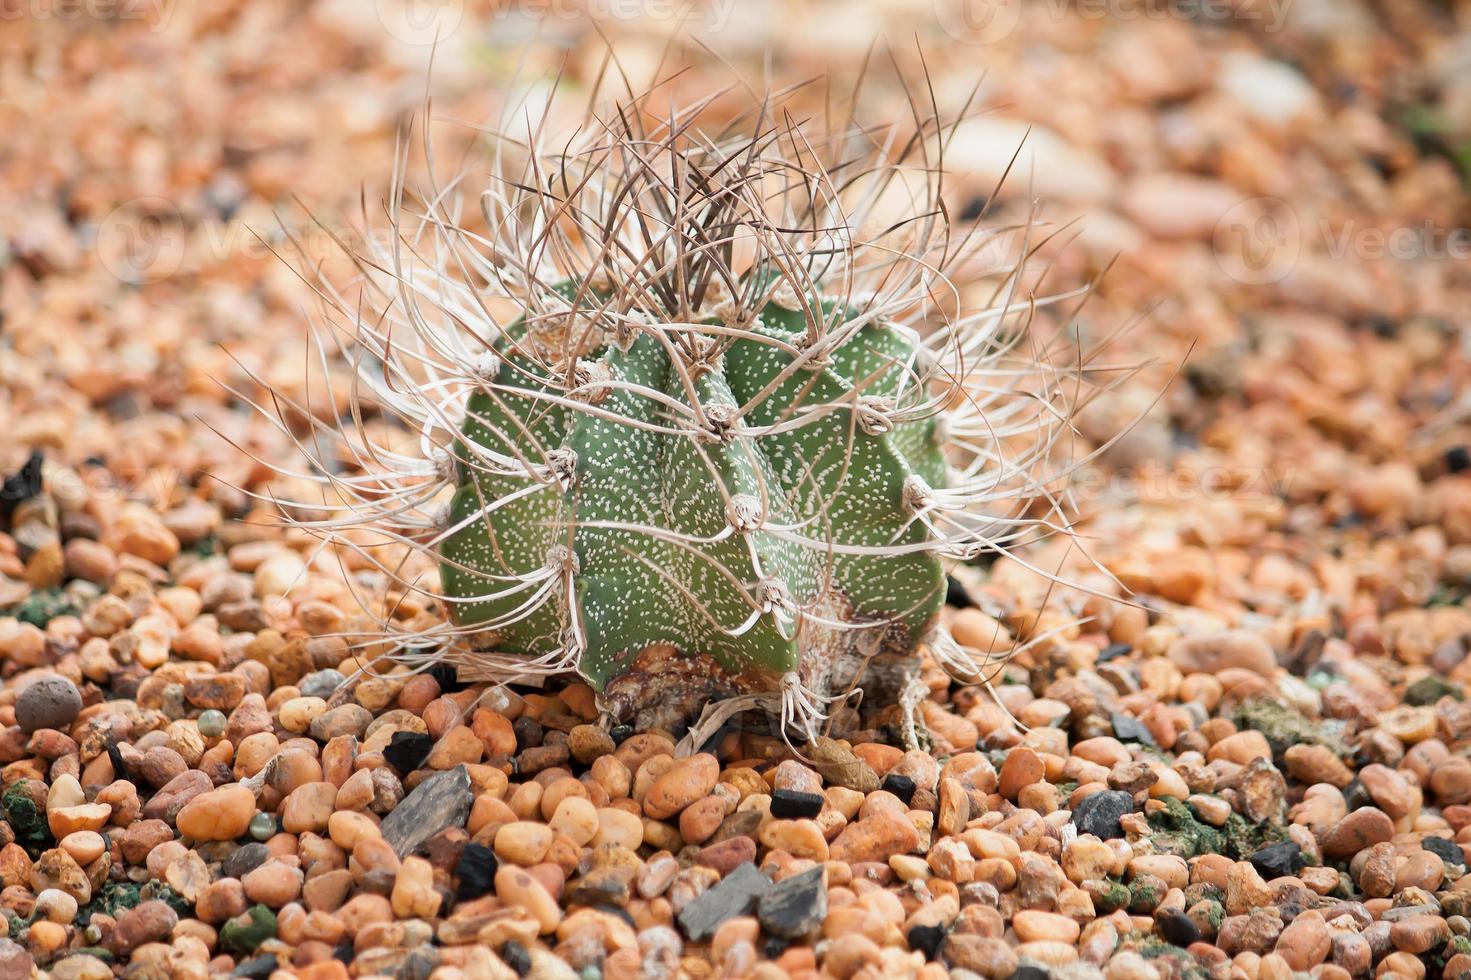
[[4, 2, 1471, 979]]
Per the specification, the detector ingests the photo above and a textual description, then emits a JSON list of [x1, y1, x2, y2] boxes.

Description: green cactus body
[[439, 299, 948, 729]]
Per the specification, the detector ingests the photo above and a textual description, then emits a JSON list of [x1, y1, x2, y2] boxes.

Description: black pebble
[[610, 724, 634, 745], [763, 936, 791, 960], [512, 715, 542, 749], [1156, 911, 1200, 947], [1111, 712, 1157, 747], [769, 789, 825, 819], [1096, 642, 1132, 663], [1446, 445, 1471, 474], [1361, 314, 1397, 338], [0, 451, 43, 522], [383, 731, 434, 774], [454, 842, 499, 901], [906, 924, 945, 960], [1425, 836, 1466, 866], [502, 940, 532, 976], [1249, 841, 1304, 880], [1071, 790, 1133, 840], [881, 774, 917, 806], [697, 721, 737, 756], [945, 576, 974, 608], [1011, 965, 1052, 980], [594, 903, 636, 929], [1342, 779, 1372, 811], [332, 944, 354, 964], [427, 662, 467, 693], [231, 954, 277, 979]]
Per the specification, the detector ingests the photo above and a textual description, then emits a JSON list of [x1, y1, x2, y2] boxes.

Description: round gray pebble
[[15, 675, 82, 734], [222, 842, 270, 879], [298, 669, 346, 700]]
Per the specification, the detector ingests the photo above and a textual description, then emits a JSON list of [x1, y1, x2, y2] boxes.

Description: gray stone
[[1379, 903, 1439, 922], [1071, 790, 1132, 840], [309, 703, 373, 741], [380, 764, 473, 858], [711, 809, 761, 843], [398, 950, 439, 980], [676, 862, 771, 941], [15, 675, 82, 734], [297, 669, 346, 700], [222, 842, 270, 880], [1110, 712, 1157, 747], [757, 865, 826, 939]]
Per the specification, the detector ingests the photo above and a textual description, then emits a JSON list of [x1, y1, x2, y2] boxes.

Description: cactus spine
[[270, 81, 1083, 740]]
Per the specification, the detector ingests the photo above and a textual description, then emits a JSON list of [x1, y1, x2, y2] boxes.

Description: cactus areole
[[287, 85, 1080, 741]]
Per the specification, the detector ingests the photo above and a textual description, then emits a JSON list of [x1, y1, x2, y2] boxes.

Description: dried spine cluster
[[261, 77, 1089, 740]]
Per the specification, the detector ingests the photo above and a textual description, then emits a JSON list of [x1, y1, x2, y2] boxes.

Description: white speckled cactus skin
[[439, 290, 949, 732], [265, 79, 1089, 741]]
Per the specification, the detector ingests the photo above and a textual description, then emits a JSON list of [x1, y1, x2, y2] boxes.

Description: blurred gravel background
[[4, 2, 1471, 977]]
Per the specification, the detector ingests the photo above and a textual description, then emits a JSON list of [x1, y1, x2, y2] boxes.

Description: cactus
[[264, 81, 1087, 741]]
